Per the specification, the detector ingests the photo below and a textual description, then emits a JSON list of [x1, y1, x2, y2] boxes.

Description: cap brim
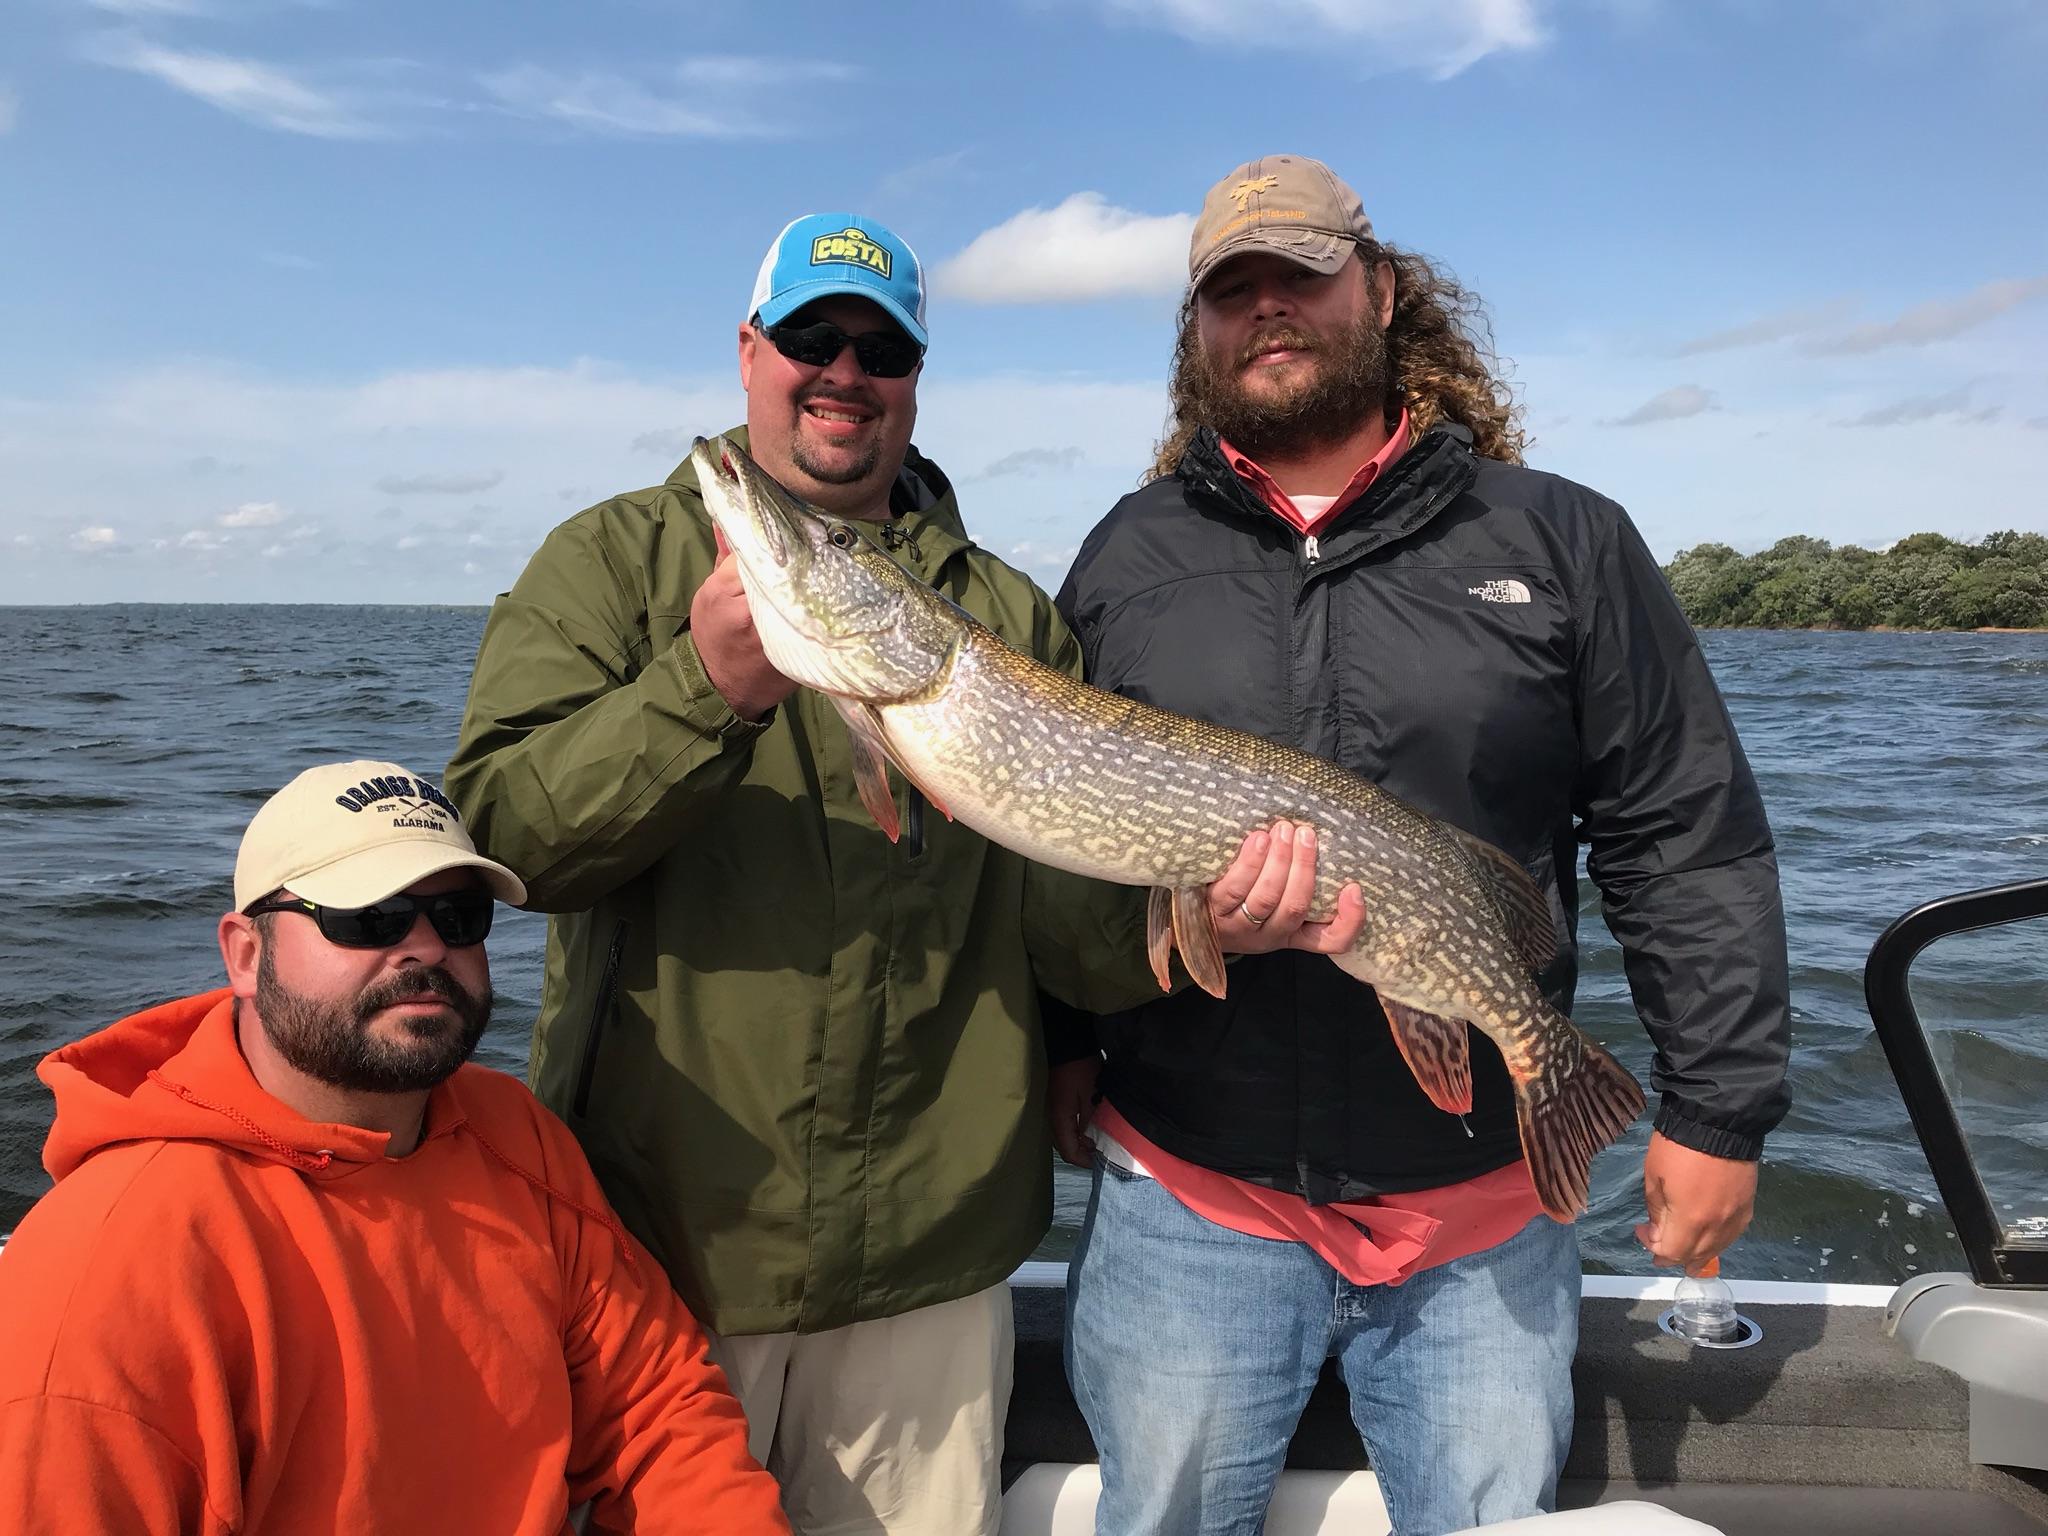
[[1191, 229, 1354, 290], [754, 280, 928, 349], [289, 844, 527, 909]]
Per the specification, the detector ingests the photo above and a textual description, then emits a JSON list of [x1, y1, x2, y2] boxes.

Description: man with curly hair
[[1048, 156, 1791, 1535]]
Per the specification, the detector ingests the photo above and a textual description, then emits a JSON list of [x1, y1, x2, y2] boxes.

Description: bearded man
[[0, 760, 787, 1535], [1049, 156, 1792, 1535]]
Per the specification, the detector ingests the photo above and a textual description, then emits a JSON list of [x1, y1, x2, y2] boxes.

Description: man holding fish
[[1038, 155, 1795, 1534], [446, 213, 1360, 1535]]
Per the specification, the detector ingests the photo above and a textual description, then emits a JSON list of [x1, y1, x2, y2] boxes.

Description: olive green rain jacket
[[447, 429, 1152, 1336]]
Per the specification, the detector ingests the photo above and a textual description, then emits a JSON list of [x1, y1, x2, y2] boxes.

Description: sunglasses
[[762, 320, 923, 379], [243, 890, 495, 950]]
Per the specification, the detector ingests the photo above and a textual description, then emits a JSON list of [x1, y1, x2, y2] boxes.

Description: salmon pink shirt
[[1218, 407, 1414, 536]]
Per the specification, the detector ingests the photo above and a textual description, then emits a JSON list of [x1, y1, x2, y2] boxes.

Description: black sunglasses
[[244, 889, 495, 950], [762, 319, 923, 379]]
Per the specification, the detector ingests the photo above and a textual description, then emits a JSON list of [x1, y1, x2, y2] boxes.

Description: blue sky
[[3, 0, 2045, 604]]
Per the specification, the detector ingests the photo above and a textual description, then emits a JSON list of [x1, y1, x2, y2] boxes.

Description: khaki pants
[[708, 1284, 1014, 1536]]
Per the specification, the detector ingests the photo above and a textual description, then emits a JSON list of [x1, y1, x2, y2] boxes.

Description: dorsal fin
[[1450, 829, 1557, 972]]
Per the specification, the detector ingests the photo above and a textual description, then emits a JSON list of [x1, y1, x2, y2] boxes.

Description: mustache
[[1235, 325, 1322, 369], [353, 965, 477, 1021]]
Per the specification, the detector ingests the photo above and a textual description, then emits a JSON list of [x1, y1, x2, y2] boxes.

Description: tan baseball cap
[[1188, 154, 1374, 291], [233, 760, 526, 913]]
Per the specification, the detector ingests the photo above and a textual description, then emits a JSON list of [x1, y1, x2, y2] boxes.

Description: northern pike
[[692, 436, 1645, 1219]]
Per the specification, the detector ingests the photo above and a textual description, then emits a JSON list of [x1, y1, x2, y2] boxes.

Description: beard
[[789, 386, 884, 486], [255, 946, 491, 1095], [1173, 307, 1394, 463]]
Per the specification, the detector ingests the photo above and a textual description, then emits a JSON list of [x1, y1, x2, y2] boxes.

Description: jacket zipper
[[1304, 534, 1322, 564], [572, 920, 629, 1119]]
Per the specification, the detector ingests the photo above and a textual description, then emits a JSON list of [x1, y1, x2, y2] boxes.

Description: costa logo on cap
[[749, 213, 929, 349], [809, 227, 892, 279]]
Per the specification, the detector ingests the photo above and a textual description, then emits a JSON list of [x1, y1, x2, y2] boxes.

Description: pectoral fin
[[1171, 887, 1228, 1000], [831, 698, 901, 842], [830, 697, 954, 835], [1380, 999, 1475, 1115], [1145, 887, 1176, 992]]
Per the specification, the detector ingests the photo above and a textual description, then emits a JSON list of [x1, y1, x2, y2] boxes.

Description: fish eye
[[829, 526, 857, 549]]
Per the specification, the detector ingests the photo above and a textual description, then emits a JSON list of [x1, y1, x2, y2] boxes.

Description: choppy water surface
[[2, 607, 2043, 1283]]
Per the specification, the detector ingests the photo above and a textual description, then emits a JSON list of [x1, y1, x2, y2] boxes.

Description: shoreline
[[1694, 623, 2048, 635]]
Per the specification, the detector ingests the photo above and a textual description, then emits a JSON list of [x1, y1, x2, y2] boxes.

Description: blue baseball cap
[[748, 213, 928, 349]]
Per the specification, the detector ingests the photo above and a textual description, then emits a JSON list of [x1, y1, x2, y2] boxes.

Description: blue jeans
[[1065, 1155, 1580, 1536]]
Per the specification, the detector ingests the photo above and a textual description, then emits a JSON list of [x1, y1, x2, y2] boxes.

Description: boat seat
[[1451, 1502, 1722, 1533], [1886, 1273, 2048, 1472]]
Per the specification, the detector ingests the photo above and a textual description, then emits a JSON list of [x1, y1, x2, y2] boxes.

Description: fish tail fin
[[1515, 1016, 1645, 1222]]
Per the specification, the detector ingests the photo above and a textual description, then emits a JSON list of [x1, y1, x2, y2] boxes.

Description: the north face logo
[[1469, 579, 1532, 605]]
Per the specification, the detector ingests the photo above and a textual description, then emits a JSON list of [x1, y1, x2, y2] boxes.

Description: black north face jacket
[[1053, 423, 1792, 1200]]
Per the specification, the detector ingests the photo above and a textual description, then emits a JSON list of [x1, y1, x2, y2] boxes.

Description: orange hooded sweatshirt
[[0, 990, 791, 1535]]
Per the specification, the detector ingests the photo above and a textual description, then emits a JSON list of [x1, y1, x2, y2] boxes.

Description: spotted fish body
[[693, 436, 1645, 1220]]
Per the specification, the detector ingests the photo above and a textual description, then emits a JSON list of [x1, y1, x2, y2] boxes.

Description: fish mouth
[[698, 435, 789, 568]]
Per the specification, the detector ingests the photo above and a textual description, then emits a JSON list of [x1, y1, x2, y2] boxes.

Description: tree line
[[1662, 530, 2048, 631]]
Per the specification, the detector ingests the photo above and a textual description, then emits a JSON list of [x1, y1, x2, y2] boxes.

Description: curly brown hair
[[1148, 240, 1527, 480]]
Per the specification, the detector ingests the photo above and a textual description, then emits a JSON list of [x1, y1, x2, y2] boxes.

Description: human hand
[[691, 528, 797, 723], [1048, 1055, 1103, 1169], [1634, 1130, 1759, 1275], [1208, 820, 1367, 956]]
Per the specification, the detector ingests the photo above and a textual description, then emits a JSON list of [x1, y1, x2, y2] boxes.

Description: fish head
[[691, 434, 959, 702]]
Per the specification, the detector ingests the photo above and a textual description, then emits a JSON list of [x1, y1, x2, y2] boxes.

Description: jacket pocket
[[906, 788, 926, 860], [572, 920, 629, 1119]]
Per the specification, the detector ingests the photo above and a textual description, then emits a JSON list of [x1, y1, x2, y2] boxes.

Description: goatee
[[790, 388, 884, 486]]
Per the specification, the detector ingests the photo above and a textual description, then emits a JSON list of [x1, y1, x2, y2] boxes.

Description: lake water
[[3, 606, 2043, 1284]]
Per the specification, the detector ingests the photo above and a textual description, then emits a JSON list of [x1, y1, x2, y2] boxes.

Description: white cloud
[[878, 148, 974, 202], [1090, 0, 1545, 76], [70, 526, 122, 551], [85, 0, 215, 14], [481, 58, 853, 138], [91, 36, 386, 139], [10, 341, 2048, 603], [1806, 275, 2048, 356], [0, 361, 743, 600], [374, 470, 504, 496], [1675, 302, 1853, 356], [631, 428, 693, 457], [0, 85, 18, 136], [935, 194, 1193, 304], [1607, 384, 1716, 427], [672, 57, 857, 88], [1836, 383, 2002, 430], [979, 446, 1086, 479], [219, 500, 286, 527]]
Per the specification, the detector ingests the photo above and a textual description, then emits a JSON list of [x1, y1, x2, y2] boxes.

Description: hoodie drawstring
[[145, 1070, 336, 1173], [463, 1122, 639, 1272]]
